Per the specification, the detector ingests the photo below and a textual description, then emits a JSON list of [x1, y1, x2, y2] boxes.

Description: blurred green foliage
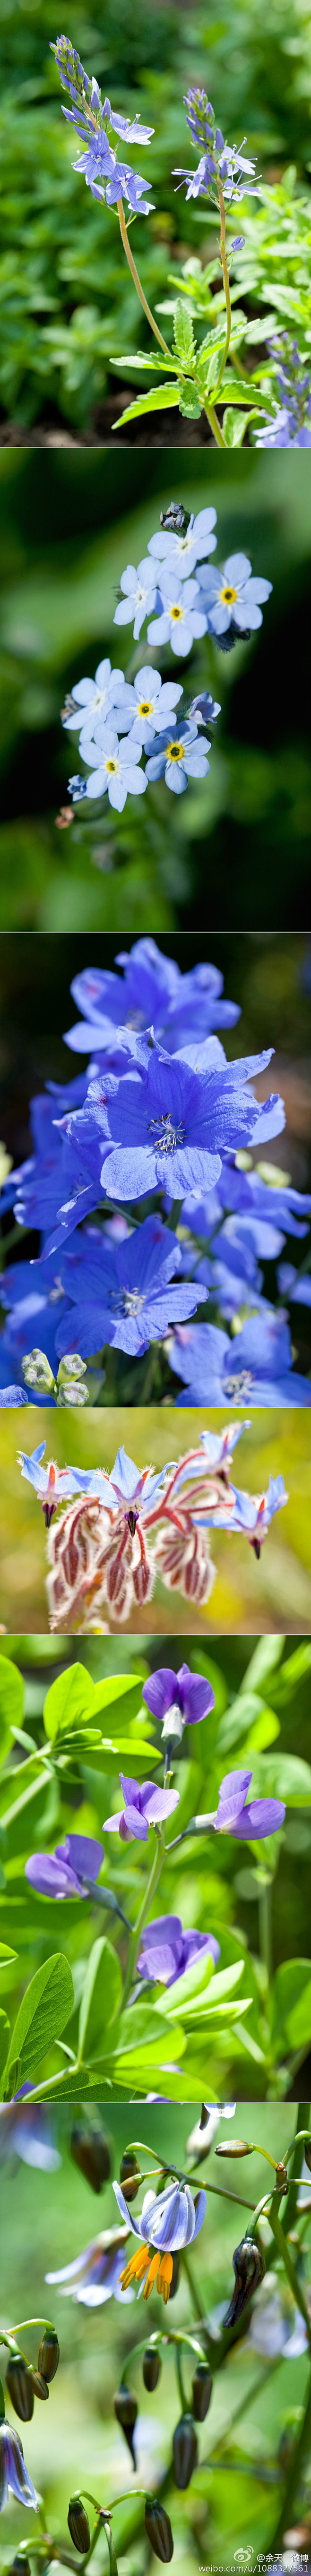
[[1, 2103, 311, 2562], [0, 1408, 311, 1635], [0, 0, 311, 432], [0, 451, 311, 930]]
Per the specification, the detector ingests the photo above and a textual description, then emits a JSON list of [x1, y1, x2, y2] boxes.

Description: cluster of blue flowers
[[61, 506, 272, 813], [255, 335, 311, 449], [174, 88, 259, 210], [50, 38, 155, 210], [0, 939, 311, 1409]]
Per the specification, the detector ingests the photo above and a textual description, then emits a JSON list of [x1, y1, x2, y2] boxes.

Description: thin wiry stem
[[117, 199, 171, 355]]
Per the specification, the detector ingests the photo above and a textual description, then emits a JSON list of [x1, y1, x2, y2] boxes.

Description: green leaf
[[223, 406, 259, 445], [161, 1959, 245, 2020], [111, 352, 180, 375], [0, 2011, 10, 2079], [113, 385, 181, 428], [241, 1638, 284, 1694], [179, 390, 202, 419], [2, 1952, 74, 2090], [0, 1658, 24, 1768], [91, 1676, 145, 1729], [78, 1935, 122, 2063], [173, 298, 196, 365], [218, 1693, 271, 1753], [270, 1643, 311, 1704], [270, 1958, 311, 2044], [257, 1751, 311, 1806], [43, 1663, 95, 1740], [0, 1943, 17, 1964]]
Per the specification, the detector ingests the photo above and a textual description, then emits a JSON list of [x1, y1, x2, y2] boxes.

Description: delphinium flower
[[64, 938, 240, 1053], [255, 336, 311, 448], [46, 1215, 207, 1361], [46, 2227, 133, 2304], [0, 2417, 38, 2511], [102, 1773, 180, 1843], [81, 1044, 285, 1206], [196, 553, 272, 643], [112, 2175, 207, 2302], [136, 1916, 220, 1985], [142, 1660, 216, 1742], [213, 1767, 285, 1838], [167, 1310, 311, 1405]]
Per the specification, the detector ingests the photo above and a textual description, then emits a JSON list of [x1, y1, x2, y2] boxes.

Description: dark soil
[[0, 387, 215, 446]]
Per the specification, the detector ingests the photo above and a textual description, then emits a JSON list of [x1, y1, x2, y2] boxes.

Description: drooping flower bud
[[113, 2386, 138, 2464], [31, 2372, 49, 2402], [216, 2140, 253, 2158], [68, 2496, 90, 2552], [37, 2328, 60, 2384], [70, 2122, 111, 2192], [191, 2363, 213, 2422], [143, 2346, 162, 2392], [6, 2355, 34, 2423], [223, 2237, 265, 2329], [9, 2556, 31, 2576], [119, 2151, 140, 2203], [145, 2500, 173, 2561], [173, 2413, 198, 2489]]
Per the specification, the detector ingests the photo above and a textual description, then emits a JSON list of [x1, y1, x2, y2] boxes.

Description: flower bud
[[119, 2151, 140, 2203], [145, 2501, 173, 2562], [142, 2347, 162, 2392], [9, 2557, 31, 2576], [21, 1350, 56, 1394], [58, 1355, 87, 1383], [216, 2141, 253, 2158], [191, 2363, 213, 2422], [31, 2371, 49, 2402], [113, 2386, 138, 2464], [223, 2237, 265, 2329], [37, 2328, 60, 2384], [173, 2413, 198, 2489], [304, 2140, 311, 2172], [70, 2122, 111, 2193], [6, 2355, 34, 2422], [68, 2497, 90, 2553]]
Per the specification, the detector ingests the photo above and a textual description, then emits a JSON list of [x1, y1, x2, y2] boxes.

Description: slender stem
[[182, 2252, 207, 2325], [258, 1871, 273, 1987], [121, 1832, 164, 2010], [213, 180, 232, 394], [175, 2344, 186, 2412], [203, 400, 226, 447], [283, 2105, 311, 2237], [269, 2201, 311, 2347], [117, 200, 171, 356], [269, 2366, 311, 2552], [82, 1878, 130, 1932]]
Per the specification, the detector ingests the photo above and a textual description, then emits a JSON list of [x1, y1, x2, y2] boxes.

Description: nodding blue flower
[[0, 2421, 38, 2512], [102, 1772, 179, 1844], [17, 1442, 84, 1523], [147, 571, 207, 658], [45, 2229, 133, 2306], [25, 1833, 104, 1900], [113, 560, 159, 640], [145, 719, 210, 795], [214, 1768, 285, 1839], [0, 2097, 61, 2169], [167, 1310, 311, 1406], [147, 506, 217, 582], [196, 553, 272, 637], [142, 1659, 215, 1737], [113, 2175, 207, 2302], [137, 1915, 220, 1985]]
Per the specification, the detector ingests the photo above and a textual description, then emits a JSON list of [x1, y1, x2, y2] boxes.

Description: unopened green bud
[[57, 1354, 87, 1383], [22, 1350, 55, 1393], [275, 2162, 288, 2194], [120, 2150, 140, 2203], [31, 2370, 49, 2401], [143, 2347, 162, 2392], [57, 1379, 89, 1408], [114, 2385, 138, 2464], [191, 2363, 213, 2422], [6, 2354, 34, 2422], [216, 2140, 253, 2159], [173, 2413, 198, 2490], [68, 2497, 90, 2553], [145, 2501, 173, 2562], [70, 2122, 111, 2193], [37, 2328, 60, 2383]]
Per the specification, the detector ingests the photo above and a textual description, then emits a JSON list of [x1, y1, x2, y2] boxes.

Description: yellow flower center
[[106, 759, 117, 772], [167, 742, 183, 761], [139, 700, 152, 715], [221, 585, 237, 603], [171, 605, 182, 620]]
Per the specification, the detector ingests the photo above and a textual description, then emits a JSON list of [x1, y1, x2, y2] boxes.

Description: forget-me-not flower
[[61, 659, 131, 736], [145, 718, 210, 795], [147, 506, 217, 581], [197, 553, 272, 637], [119, 665, 183, 748], [147, 570, 207, 657], [72, 728, 147, 812], [113, 559, 158, 640]]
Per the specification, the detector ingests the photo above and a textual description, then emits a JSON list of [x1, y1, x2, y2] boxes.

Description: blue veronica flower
[[255, 406, 311, 449], [86, 1043, 284, 1204], [147, 569, 207, 657], [196, 553, 272, 637], [113, 560, 159, 640], [174, 135, 258, 207], [64, 941, 239, 1059], [48, 1213, 207, 1360], [147, 507, 217, 582], [167, 1310, 311, 1405], [145, 718, 210, 794]]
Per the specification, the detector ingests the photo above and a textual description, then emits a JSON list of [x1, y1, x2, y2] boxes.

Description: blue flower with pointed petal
[[168, 1311, 311, 1405], [0, 2421, 38, 2512], [52, 1214, 207, 1361], [97, 1043, 285, 1204]]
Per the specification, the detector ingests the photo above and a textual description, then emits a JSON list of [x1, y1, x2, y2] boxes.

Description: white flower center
[[147, 1111, 186, 1154], [225, 1369, 253, 1399]]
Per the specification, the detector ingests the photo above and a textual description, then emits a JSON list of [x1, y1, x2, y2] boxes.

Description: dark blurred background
[[0, 450, 311, 932]]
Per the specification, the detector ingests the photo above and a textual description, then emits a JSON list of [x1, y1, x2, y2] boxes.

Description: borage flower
[[0, 2419, 38, 2513], [113, 2176, 207, 2303], [142, 1660, 215, 1740], [17, 1441, 82, 1524], [46, 2226, 132, 2305], [214, 1768, 285, 1840], [102, 1772, 179, 1844], [137, 1914, 220, 1985]]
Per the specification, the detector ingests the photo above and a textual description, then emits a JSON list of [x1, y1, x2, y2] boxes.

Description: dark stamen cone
[[191, 2363, 213, 2422], [143, 2348, 162, 2392], [68, 2497, 90, 2553], [145, 2501, 173, 2561], [120, 2151, 140, 2204], [114, 2386, 138, 2465], [70, 2122, 111, 2193], [37, 2329, 60, 2384], [6, 2357, 34, 2423], [173, 2414, 198, 2489]]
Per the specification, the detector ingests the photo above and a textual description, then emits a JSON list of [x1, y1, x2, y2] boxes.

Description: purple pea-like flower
[[142, 1660, 215, 1742], [0, 2420, 38, 2512], [102, 1772, 179, 1843], [137, 1914, 220, 1985], [214, 1769, 285, 1840], [25, 1833, 104, 1900]]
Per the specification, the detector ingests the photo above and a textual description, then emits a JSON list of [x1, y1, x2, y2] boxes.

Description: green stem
[[269, 2366, 311, 2552], [212, 180, 232, 395], [117, 199, 171, 356], [182, 2251, 207, 2326], [269, 2201, 311, 2347], [203, 400, 226, 447], [175, 2344, 186, 2411], [283, 2105, 311, 2237], [258, 1871, 273, 1987], [121, 1833, 165, 2011]]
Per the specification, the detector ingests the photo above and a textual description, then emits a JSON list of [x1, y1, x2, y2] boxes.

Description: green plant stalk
[[283, 2105, 311, 2235], [175, 2343, 186, 2411], [269, 2199, 311, 2346], [258, 1870, 273, 1986], [202, 400, 226, 446], [212, 179, 232, 394], [121, 1829, 165, 2010], [117, 200, 171, 356], [269, 2364, 311, 2552]]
